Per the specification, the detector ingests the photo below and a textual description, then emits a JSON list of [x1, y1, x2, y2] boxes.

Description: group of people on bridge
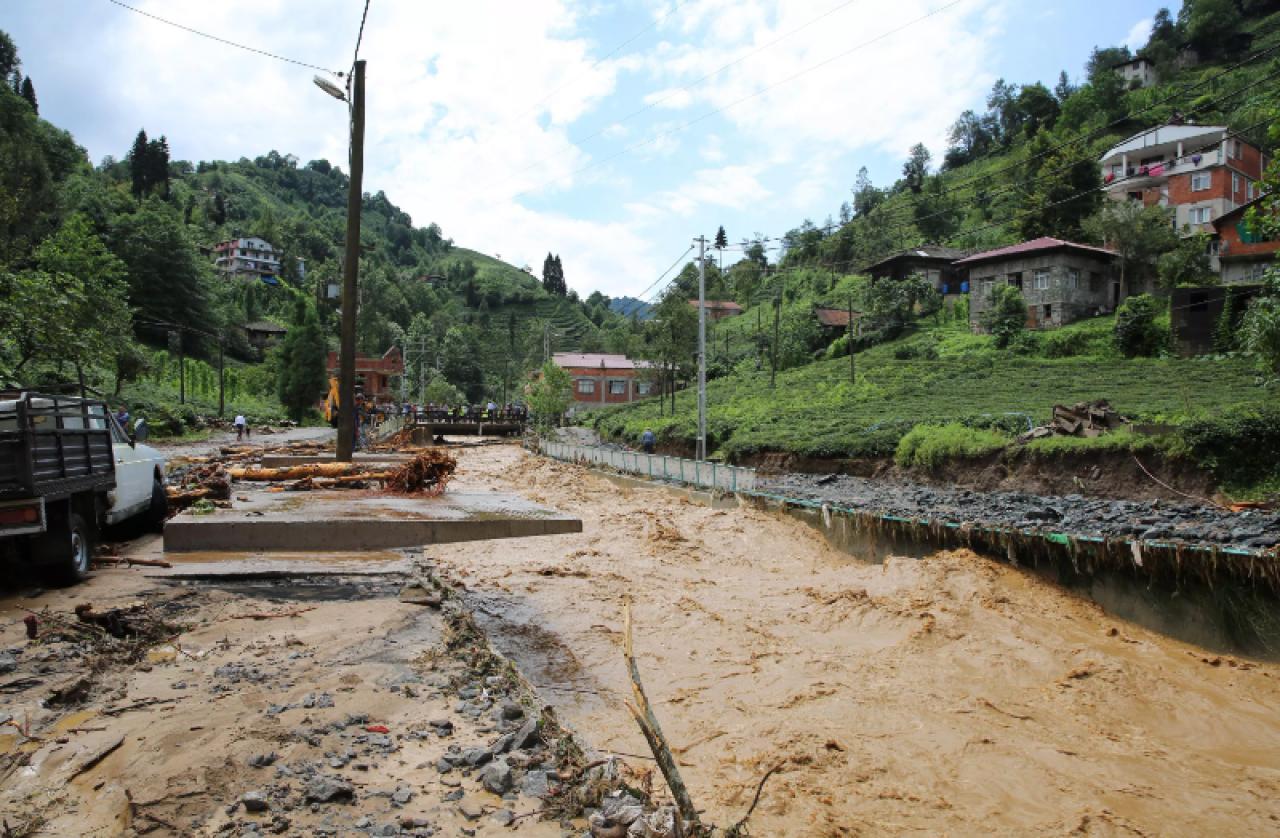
[[402, 402, 528, 425]]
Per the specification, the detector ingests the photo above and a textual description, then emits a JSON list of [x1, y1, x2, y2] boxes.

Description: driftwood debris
[[92, 556, 173, 569], [622, 599, 702, 832], [1020, 400, 1130, 441]]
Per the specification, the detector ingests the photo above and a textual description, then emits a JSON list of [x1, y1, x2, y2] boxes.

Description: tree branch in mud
[[623, 598, 702, 831], [725, 762, 784, 837]]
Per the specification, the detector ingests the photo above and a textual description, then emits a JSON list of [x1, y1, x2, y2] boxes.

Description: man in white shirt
[[234, 414, 246, 442]]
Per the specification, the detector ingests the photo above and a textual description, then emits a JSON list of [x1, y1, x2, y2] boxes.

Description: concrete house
[[1114, 56, 1158, 89], [551, 353, 653, 408], [325, 347, 404, 402], [864, 245, 970, 295], [214, 237, 283, 284], [959, 237, 1118, 331], [1211, 196, 1279, 285], [1098, 124, 1266, 243], [241, 320, 287, 350]]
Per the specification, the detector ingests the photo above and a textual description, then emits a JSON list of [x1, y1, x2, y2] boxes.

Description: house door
[[1111, 281, 1120, 308]]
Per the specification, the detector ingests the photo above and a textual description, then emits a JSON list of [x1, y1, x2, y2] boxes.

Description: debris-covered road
[[759, 471, 1280, 551]]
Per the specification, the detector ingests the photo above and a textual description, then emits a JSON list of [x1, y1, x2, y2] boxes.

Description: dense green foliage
[[528, 360, 572, 426], [981, 285, 1027, 348], [1114, 294, 1166, 357], [894, 424, 1010, 470], [275, 303, 328, 421]]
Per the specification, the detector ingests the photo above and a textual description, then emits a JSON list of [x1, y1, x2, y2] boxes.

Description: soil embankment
[[434, 445, 1280, 835]]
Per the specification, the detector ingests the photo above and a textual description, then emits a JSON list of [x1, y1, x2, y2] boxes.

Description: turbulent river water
[[432, 445, 1280, 835]]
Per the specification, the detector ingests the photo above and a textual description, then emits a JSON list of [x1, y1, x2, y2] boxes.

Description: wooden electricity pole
[[848, 294, 856, 384], [337, 59, 366, 462], [770, 293, 781, 389]]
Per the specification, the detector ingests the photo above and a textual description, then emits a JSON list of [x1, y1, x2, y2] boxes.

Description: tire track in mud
[[433, 445, 1280, 835]]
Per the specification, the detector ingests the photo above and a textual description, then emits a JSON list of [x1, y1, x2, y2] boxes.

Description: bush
[[1113, 294, 1165, 357], [1177, 406, 1280, 487], [981, 285, 1026, 348], [894, 423, 1009, 470], [1042, 329, 1090, 358]]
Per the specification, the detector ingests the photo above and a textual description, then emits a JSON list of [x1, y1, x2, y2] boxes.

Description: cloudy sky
[[6, 0, 1163, 299]]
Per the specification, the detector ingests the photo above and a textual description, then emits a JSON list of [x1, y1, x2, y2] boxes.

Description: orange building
[[551, 353, 653, 407], [326, 347, 404, 401], [1212, 196, 1279, 285]]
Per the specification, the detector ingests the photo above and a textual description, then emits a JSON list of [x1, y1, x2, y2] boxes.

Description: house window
[[1110, 163, 1123, 177], [636, 381, 652, 396], [1208, 239, 1222, 256], [1007, 272, 1023, 289], [577, 379, 594, 394], [1247, 181, 1255, 200], [1244, 262, 1271, 282], [1191, 172, 1211, 191], [1042, 304, 1052, 321], [1189, 206, 1212, 225], [1033, 269, 1051, 290], [1066, 268, 1080, 290], [609, 380, 626, 395], [1233, 173, 1241, 194]]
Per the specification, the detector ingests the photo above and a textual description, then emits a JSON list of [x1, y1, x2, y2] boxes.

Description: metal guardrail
[[538, 440, 757, 493]]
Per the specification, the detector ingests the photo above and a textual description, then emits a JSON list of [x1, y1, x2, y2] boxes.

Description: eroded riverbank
[[434, 445, 1280, 835]]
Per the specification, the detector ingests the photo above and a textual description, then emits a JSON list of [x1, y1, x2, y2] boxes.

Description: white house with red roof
[[956, 237, 1119, 331]]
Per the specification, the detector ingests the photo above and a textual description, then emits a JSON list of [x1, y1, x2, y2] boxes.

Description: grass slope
[[592, 316, 1273, 462]]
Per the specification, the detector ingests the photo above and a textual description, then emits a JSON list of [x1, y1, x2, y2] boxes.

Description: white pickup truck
[[0, 392, 167, 585]]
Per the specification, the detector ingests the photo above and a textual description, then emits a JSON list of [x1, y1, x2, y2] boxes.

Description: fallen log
[[229, 462, 376, 481], [92, 556, 173, 569]]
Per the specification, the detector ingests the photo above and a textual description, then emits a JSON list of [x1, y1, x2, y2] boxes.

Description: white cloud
[[659, 165, 771, 217], [1124, 17, 1152, 52]]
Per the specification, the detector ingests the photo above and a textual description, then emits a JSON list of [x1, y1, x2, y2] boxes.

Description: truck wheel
[[37, 511, 94, 587], [147, 477, 168, 532]]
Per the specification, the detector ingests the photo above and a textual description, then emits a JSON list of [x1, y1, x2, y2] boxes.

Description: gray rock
[[304, 777, 355, 804], [375, 825, 398, 837], [391, 786, 413, 805], [491, 809, 514, 826], [443, 789, 464, 802], [521, 770, 551, 799], [0, 652, 17, 674], [479, 761, 513, 795], [510, 717, 540, 750], [457, 801, 484, 821], [498, 700, 523, 721], [248, 753, 278, 768], [241, 791, 269, 813], [462, 747, 492, 767], [435, 758, 453, 774]]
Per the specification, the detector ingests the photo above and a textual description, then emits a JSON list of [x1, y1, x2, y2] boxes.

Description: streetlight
[[318, 62, 365, 461]]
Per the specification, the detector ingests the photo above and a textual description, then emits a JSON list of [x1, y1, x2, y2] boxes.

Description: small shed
[[814, 306, 860, 331], [688, 300, 744, 321], [241, 320, 287, 349], [864, 245, 969, 295]]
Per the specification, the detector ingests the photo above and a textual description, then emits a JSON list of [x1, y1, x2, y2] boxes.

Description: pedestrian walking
[[233, 413, 246, 442], [641, 428, 656, 455]]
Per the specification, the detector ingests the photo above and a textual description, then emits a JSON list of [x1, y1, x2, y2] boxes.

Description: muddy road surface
[[433, 445, 1280, 835]]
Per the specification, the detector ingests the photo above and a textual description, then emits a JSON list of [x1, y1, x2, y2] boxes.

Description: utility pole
[[770, 293, 781, 389], [848, 295, 857, 384], [336, 59, 365, 462], [695, 235, 707, 461], [218, 334, 225, 417]]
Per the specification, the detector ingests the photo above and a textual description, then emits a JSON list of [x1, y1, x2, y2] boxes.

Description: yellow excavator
[[322, 377, 340, 427]]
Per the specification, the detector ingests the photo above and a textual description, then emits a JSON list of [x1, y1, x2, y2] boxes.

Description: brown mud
[[433, 445, 1280, 836]]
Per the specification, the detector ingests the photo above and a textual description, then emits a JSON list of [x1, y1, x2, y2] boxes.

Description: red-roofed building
[[326, 347, 404, 402], [688, 300, 744, 321], [957, 237, 1119, 331], [551, 353, 654, 407], [813, 307, 860, 329]]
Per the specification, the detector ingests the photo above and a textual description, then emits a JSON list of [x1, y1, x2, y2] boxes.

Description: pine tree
[[9, 69, 19, 95], [212, 193, 227, 225], [128, 129, 149, 199], [714, 225, 728, 250], [553, 254, 566, 296], [19, 75, 36, 113], [149, 135, 171, 198], [276, 302, 329, 421], [542, 252, 555, 294]]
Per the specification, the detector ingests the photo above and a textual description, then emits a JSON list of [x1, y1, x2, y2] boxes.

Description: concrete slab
[[163, 489, 582, 553]]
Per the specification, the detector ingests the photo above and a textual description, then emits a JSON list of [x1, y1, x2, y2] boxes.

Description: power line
[[104, 0, 343, 75], [352, 0, 372, 71], [632, 245, 696, 302], [502, 0, 967, 202]]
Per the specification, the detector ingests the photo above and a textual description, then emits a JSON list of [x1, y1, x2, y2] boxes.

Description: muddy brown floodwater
[[435, 444, 1280, 835]]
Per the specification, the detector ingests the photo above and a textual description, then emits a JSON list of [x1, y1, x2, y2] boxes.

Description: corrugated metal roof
[[953, 237, 1116, 266], [814, 307, 858, 327], [241, 320, 287, 333], [686, 300, 743, 312]]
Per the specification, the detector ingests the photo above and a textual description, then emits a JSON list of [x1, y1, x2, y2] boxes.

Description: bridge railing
[[537, 439, 757, 493]]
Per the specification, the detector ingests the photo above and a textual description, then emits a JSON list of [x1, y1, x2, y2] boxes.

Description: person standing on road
[[234, 413, 246, 442], [641, 428, 656, 455]]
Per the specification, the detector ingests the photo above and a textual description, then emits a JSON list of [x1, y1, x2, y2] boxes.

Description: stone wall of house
[[967, 252, 1116, 332]]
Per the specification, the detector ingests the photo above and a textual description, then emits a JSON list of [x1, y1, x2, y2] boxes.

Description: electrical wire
[[631, 245, 696, 301], [501, 0, 967, 202], [103, 0, 343, 75], [352, 0, 372, 71]]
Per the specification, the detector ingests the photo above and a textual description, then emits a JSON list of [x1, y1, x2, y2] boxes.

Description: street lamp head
[[314, 75, 347, 101]]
